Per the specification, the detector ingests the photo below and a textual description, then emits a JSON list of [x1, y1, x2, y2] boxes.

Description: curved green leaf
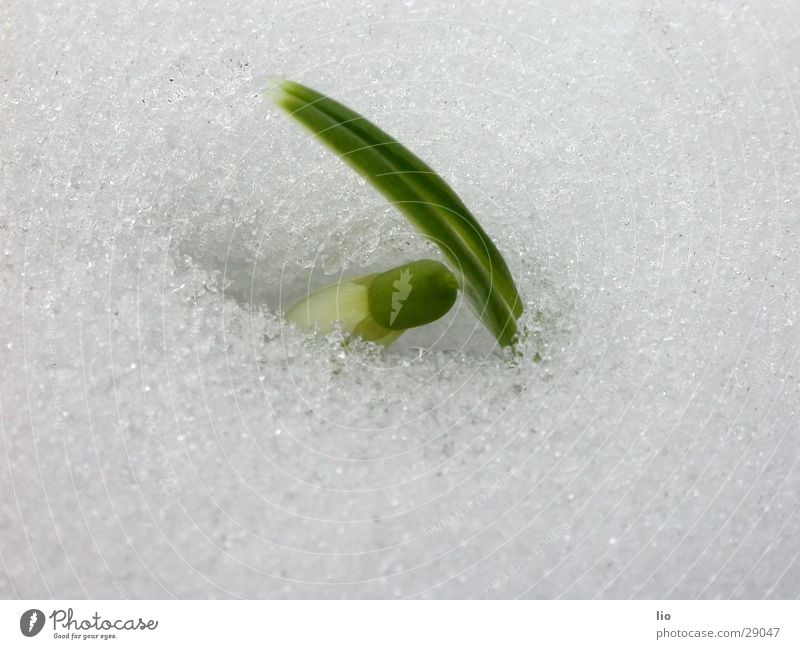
[[266, 78, 522, 347]]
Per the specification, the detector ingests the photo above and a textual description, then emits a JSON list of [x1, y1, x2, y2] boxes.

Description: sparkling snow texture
[[1, 0, 799, 598]]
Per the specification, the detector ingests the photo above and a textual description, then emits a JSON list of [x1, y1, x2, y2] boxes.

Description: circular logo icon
[[20, 609, 45, 637]]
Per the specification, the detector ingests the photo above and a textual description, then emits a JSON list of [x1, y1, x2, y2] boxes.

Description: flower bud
[[367, 259, 459, 331], [285, 259, 459, 347]]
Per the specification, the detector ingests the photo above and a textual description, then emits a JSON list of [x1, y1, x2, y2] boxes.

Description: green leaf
[[266, 77, 523, 347]]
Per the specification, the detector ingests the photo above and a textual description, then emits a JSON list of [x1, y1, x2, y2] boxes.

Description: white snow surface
[[1, 0, 799, 598]]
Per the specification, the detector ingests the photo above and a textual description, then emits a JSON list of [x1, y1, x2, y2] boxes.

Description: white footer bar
[[1, 600, 796, 648]]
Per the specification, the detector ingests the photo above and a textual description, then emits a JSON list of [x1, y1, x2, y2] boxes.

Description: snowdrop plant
[[267, 78, 522, 348]]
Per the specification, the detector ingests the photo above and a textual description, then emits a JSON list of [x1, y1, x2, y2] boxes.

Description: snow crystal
[[1, 0, 798, 598]]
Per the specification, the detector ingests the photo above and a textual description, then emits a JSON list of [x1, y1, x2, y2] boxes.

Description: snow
[[1, 0, 799, 598]]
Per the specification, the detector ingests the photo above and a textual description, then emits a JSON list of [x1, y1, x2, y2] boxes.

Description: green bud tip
[[367, 259, 458, 331]]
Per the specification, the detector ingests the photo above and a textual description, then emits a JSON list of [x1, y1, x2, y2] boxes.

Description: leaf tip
[[263, 75, 288, 102]]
